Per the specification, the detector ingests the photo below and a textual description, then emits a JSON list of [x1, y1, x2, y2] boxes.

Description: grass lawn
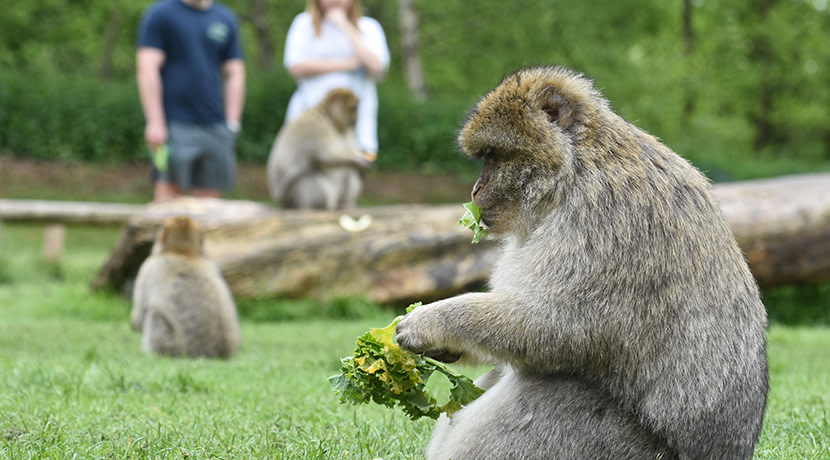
[[0, 222, 828, 459]]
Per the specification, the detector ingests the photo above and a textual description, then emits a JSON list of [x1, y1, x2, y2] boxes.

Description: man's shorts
[[162, 122, 237, 191]]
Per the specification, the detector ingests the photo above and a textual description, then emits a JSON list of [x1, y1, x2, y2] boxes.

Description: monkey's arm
[[396, 292, 568, 370], [313, 138, 371, 170], [131, 258, 162, 332], [314, 153, 370, 170], [398, 290, 606, 374], [130, 302, 146, 332]]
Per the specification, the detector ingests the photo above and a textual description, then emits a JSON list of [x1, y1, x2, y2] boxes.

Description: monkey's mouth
[[477, 206, 494, 228]]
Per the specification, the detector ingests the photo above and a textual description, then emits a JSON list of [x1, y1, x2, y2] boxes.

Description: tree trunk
[[90, 173, 830, 305], [98, 5, 123, 81], [246, 0, 276, 71], [751, 0, 775, 152], [681, 0, 696, 122], [399, 0, 428, 101]]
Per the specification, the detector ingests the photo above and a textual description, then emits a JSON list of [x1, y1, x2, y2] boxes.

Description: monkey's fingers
[[422, 349, 462, 364]]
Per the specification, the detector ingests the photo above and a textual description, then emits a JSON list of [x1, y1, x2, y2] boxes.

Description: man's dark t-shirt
[[136, 0, 243, 125]]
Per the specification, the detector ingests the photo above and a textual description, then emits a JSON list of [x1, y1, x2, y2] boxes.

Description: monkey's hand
[[396, 302, 462, 363]]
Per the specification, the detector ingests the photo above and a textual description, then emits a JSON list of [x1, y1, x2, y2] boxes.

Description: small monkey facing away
[[396, 66, 768, 460], [131, 216, 240, 359], [267, 88, 371, 210]]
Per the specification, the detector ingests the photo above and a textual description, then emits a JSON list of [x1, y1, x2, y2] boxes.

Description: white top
[[283, 12, 390, 152]]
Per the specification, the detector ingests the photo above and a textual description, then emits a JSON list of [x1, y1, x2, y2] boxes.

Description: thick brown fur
[[396, 66, 768, 460], [267, 88, 370, 210], [131, 216, 240, 359]]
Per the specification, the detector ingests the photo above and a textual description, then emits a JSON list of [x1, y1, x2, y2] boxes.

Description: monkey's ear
[[540, 87, 573, 129]]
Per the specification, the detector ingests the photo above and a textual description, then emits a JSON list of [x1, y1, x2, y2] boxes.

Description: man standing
[[136, 0, 246, 202]]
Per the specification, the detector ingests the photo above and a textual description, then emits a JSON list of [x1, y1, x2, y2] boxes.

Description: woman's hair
[[307, 0, 363, 36]]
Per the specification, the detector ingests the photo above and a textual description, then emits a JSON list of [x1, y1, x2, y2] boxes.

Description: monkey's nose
[[472, 178, 485, 200]]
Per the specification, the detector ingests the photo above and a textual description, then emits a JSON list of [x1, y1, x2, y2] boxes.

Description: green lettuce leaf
[[459, 201, 488, 244], [149, 144, 169, 173], [329, 303, 484, 420]]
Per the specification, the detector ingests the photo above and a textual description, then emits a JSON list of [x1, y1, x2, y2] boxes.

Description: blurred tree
[[98, 3, 124, 80], [681, 0, 696, 122], [244, 0, 277, 70], [399, 0, 427, 100]]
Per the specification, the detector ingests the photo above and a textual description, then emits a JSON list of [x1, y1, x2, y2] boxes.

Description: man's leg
[[154, 180, 183, 202]]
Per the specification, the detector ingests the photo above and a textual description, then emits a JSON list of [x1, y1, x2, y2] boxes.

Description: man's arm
[[136, 47, 167, 148], [222, 58, 246, 129]]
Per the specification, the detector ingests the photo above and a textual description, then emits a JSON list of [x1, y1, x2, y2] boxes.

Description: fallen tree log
[[715, 173, 830, 288], [91, 198, 499, 305], [91, 173, 830, 304], [0, 199, 143, 226]]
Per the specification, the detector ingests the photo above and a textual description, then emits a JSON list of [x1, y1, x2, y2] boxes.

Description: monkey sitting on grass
[[396, 66, 769, 460], [131, 216, 240, 359]]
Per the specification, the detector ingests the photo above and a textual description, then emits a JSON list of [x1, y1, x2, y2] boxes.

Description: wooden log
[[0, 199, 143, 226], [713, 173, 830, 288], [91, 173, 830, 304], [90, 197, 499, 304], [42, 224, 66, 263]]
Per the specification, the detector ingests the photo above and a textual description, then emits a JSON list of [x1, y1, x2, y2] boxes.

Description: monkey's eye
[[476, 147, 496, 159]]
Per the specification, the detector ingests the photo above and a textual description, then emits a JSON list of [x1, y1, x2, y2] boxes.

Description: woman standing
[[283, 0, 390, 161]]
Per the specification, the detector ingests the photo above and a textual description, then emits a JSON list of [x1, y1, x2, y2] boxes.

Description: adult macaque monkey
[[131, 216, 240, 359], [267, 88, 371, 210], [396, 66, 768, 460]]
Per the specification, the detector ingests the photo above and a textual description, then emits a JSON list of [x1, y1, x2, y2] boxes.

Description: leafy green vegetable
[[459, 201, 488, 244], [149, 144, 169, 173], [329, 303, 485, 420]]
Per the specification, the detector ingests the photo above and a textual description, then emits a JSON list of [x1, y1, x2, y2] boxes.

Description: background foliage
[[0, 0, 829, 179]]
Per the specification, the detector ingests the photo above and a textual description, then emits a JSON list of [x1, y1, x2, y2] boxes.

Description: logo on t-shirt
[[207, 22, 230, 44]]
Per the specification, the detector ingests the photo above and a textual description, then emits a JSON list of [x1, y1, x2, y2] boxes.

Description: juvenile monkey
[[396, 66, 769, 460], [267, 88, 371, 210], [131, 216, 240, 359]]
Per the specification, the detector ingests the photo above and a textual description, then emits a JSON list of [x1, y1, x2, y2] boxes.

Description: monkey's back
[[139, 255, 240, 359]]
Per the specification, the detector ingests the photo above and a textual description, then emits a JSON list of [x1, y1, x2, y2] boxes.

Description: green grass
[[0, 222, 828, 459]]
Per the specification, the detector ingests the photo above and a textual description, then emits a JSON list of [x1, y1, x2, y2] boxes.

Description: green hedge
[[0, 71, 478, 173], [0, 73, 144, 162]]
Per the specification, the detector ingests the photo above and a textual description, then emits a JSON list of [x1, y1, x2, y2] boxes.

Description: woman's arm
[[287, 57, 360, 79], [324, 8, 385, 78]]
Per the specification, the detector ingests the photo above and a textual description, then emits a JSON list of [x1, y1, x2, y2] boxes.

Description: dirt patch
[[0, 156, 475, 205]]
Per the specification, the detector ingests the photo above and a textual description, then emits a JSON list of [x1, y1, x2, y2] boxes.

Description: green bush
[[763, 283, 830, 326], [3, 69, 829, 178], [236, 68, 295, 163], [375, 85, 477, 172], [0, 71, 480, 173], [0, 73, 144, 163]]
